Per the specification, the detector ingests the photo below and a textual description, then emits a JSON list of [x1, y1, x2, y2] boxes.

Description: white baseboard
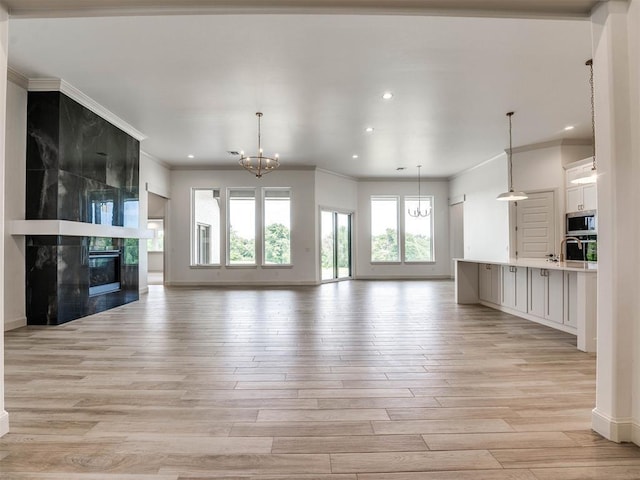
[[0, 410, 9, 437], [592, 408, 635, 443], [354, 275, 453, 281], [139, 287, 149, 295], [165, 280, 319, 287], [4, 316, 27, 331]]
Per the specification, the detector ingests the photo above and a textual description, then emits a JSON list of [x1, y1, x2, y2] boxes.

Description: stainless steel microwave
[[566, 210, 597, 235]]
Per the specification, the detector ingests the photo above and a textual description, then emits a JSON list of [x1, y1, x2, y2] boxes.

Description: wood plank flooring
[[2, 279, 640, 479]]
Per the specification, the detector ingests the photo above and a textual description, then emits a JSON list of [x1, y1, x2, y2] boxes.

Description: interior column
[[590, 0, 640, 444], [0, 2, 9, 437]]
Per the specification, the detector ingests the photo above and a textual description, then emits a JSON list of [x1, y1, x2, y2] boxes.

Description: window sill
[[190, 264, 222, 269], [262, 264, 294, 269]]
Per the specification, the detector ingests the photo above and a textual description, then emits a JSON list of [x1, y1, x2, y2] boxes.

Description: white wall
[[167, 168, 317, 285], [4, 80, 27, 331], [511, 141, 593, 256], [356, 178, 451, 279], [449, 155, 511, 263]]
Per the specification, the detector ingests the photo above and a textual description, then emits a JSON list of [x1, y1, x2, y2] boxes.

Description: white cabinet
[[566, 163, 597, 213], [501, 265, 528, 313], [528, 268, 564, 324], [564, 271, 578, 328], [479, 263, 501, 305]]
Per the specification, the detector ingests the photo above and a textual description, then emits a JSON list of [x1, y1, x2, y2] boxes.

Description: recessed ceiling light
[[365, 127, 374, 133], [352, 154, 359, 159], [382, 92, 393, 100], [564, 125, 575, 131], [187, 154, 195, 159]]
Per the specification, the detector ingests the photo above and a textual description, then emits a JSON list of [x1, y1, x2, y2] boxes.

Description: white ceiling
[[7, 7, 594, 178]]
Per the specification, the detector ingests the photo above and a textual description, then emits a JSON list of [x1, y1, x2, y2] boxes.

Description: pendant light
[[496, 111, 528, 201], [238, 112, 280, 178], [571, 59, 597, 185], [407, 165, 431, 217]]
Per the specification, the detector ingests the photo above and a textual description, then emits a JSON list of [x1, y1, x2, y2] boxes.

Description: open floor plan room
[[2, 280, 640, 479]]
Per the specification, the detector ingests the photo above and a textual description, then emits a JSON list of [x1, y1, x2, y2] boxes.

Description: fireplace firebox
[[89, 250, 121, 296]]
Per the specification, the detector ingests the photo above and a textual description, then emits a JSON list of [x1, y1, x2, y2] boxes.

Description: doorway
[[147, 192, 168, 285], [321, 210, 353, 281]]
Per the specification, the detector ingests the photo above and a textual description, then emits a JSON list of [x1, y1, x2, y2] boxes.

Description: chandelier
[[496, 112, 528, 201], [571, 59, 597, 185], [408, 165, 431, 217], [239, 112, 280, 178]]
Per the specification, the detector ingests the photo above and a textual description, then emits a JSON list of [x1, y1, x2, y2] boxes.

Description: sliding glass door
[[321, 210, 352, 281]]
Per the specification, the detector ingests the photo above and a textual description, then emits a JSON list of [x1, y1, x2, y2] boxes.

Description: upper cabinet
[[565, 161, 597, 213]]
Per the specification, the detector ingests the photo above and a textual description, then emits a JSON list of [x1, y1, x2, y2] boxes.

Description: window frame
[[190, 187, 222, 267], [403, 194, 436, 263], [262, 187, 292, 267], [227, 187, 258, 267], [370, 195, 401, 264]]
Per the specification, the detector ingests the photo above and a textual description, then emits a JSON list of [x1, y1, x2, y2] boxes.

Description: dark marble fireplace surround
[[26, 91, 140, 325]]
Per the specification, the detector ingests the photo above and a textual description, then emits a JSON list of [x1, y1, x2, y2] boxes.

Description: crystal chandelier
[[239, 112, 280, 178], [408, 165, 431, 217], [496, 112, 528, 201]]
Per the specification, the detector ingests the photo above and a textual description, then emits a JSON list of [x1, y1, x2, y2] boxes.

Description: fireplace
[[89, 250, 121, 296]]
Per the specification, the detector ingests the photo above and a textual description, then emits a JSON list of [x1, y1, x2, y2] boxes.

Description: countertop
[[455, 257, 598, 273]]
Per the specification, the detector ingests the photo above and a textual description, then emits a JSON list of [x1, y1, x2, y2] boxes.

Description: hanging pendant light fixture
[[496, 112, 528, 201], [408, 165, 431, 217], [239, 112, 280, 178], [571, 59, 597, 185]]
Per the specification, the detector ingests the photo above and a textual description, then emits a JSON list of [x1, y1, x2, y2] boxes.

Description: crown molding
[[141, 150, 172, 170], [510, 137, 592, 154], [7, 68, 29, 89], [28, 78, 147, 141]]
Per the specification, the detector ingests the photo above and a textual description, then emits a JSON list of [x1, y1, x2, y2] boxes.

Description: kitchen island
[[455, 258, 597, 352]]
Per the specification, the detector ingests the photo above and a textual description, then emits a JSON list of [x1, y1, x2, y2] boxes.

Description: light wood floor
[[2, 280, 640, 479]]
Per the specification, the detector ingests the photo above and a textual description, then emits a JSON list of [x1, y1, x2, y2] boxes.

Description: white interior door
[[516, 191, 556, 259]]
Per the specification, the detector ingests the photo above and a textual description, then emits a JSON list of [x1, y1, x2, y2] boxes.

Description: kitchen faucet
[[559, 236, 583, 262]]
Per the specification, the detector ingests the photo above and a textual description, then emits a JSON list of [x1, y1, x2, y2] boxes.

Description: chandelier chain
[[587, 59, 596, 172], [507, 111, 514, 191]]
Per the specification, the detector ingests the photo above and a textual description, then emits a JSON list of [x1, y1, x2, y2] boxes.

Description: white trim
[[355, 275, 452, 280], [27, 78, 147, 141], [9, 220, 154, 239], [7, 67, 28, 89], [510, 138, 592, 154], [632, 422, 640, 447], [0, 410, 9, 438], [479, 300, 578, 336], [592, 408, 635, 443], [139, 286, 149, 295], [448, 151, 505, 181], [6, 4, 592, 21], [166, 280, 319, 287], [141, 150, 172, 170], [4, 316, 26, 331]]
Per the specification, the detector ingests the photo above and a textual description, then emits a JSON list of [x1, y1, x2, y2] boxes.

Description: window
[[192, 188, 221, 265], [147, 219, 164, 252], [404, 196, 434, 262], [370, 194, 435, 263], [263, 189, 291, 265], [371, 196, 400, 262], [197, 223, 211, 264], [228, 189, 256, 265]]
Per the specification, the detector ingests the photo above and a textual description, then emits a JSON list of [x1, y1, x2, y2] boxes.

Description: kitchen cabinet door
[[502, 266, 528, 313], [566, 187, 583, 213], [583, 184, 597, 211], [528, 268, 546, 318], [546, 269, 565, 324], [529, 268, 564, 323], [479, 264, 501, 305], [564, 271, 578, 328]]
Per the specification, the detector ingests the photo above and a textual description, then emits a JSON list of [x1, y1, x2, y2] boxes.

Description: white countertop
[[455, 257, 597, 272]]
